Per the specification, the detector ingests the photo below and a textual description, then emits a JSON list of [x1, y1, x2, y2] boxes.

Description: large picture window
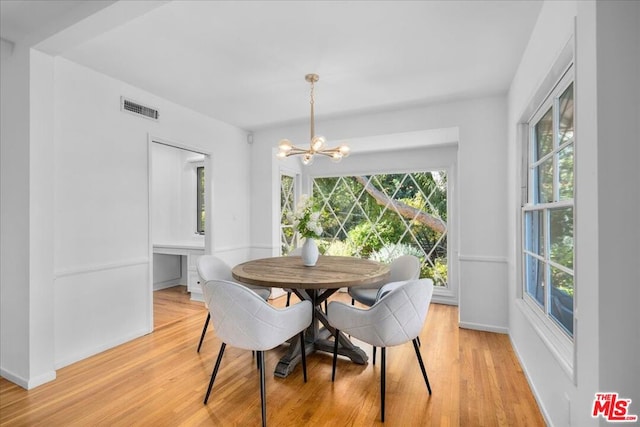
[[311, 172, 448, 286], [523, 69, 574, 337]]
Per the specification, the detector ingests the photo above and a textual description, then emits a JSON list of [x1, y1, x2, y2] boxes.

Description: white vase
[[301, 238, 319, 266]]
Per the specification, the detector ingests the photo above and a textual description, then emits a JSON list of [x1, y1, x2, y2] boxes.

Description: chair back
[[196, 255, 233, 282], [203, 279, 312, 351], [331, 279, 433, 348], [388, 255, 421, 282], [374, 278, 433, 346]]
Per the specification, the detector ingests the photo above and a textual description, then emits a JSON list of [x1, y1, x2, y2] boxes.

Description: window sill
[[516, 297, 575, 383]]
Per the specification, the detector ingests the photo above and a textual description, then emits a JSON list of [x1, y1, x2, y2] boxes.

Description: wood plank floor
[[0, 287, 544, 426]]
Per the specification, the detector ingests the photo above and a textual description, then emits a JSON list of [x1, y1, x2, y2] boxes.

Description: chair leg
[[300, 331, 307, 382], [413, 338, 431, 395], [204, 342, 226, 404], [197, 312, 210, 353], [373, 346, 376, 365], [381, 347, 386, 422], [258, 351, 267, 427], [416, 336, 421, 347], [331, 329, 340, 382], [286, 292, 291, 307], [351, 298, 355, 305]]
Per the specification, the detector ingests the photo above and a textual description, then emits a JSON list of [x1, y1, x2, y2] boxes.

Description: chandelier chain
[[310, 80, 315, 141]]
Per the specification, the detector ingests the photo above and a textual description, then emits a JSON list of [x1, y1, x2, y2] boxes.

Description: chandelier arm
[[287, 146, 308, 155], [318, 146, 341, 153]]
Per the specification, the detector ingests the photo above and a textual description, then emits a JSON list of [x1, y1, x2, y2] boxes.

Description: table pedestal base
[[273, 288, 369, 378], [274, 337, 368, 378]]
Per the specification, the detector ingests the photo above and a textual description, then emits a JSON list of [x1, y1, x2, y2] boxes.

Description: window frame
[[519, 63, 576, 379]]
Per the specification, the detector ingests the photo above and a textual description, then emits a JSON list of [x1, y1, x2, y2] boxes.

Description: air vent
[[120, 97, 159, 120]]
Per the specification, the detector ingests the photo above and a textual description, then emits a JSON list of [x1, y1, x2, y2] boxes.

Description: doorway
[[148, 137, 211, 329]]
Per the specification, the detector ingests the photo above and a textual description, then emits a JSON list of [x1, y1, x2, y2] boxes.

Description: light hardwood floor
[[0, 287, 544, 426]]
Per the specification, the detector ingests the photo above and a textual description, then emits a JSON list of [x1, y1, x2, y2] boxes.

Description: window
[[523, 69, 574, 337], [280, 173, 296, 255], [197, 166, 205, 234], [312, 172, 448, 286]]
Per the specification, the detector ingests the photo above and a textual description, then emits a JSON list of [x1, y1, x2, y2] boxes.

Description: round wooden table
[[232, 255, 390, 378]]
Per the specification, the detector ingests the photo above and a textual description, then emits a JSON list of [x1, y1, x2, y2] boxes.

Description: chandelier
[[276, 74, 350, 165]]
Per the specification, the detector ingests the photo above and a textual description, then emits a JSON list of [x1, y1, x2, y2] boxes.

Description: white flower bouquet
[[288, 194, 323, 239]]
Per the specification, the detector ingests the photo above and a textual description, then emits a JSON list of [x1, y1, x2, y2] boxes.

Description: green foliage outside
[[310, 172, 449, 286]]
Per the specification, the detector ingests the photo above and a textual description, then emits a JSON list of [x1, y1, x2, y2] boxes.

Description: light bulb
[[331, 152, 343, 163], [339, 144, 350, 157], [311, 135, 326, 152], [278, 139, 293, 152], [276, 151, 287, 159]]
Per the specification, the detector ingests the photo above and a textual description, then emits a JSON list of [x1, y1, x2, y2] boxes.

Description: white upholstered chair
[[348, 254, 421, 363], [348, 255, 421, 307], [328, 278, 434, 422], [202, 279, 312, 427], [196, 255, 271, 352]]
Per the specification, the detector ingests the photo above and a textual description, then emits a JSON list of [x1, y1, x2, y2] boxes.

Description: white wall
[[507, 1, 640, 426], [1, 46, 252, 387], [51, 57, 251, 369], [594, 0, 640, 409], [251, 96, 510, 332], [1, 42, 58, 388]]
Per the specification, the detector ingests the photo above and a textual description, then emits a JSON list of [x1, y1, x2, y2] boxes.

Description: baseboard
[[509, 335, 554, 426], [0, 367, 56, 390], [153, 280, 182, 291], [54, 326, 150, 370], [458, 321, 508, 334]]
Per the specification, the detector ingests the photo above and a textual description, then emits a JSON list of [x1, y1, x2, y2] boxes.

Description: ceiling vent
[[120, 97, 159, 121]]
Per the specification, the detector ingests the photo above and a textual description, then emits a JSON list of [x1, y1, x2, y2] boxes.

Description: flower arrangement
[[288, 194, 323, 239]]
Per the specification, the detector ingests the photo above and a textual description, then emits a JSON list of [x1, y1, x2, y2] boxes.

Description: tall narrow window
[[280, 174, 296, 255], [523, 70, 574, 337], [197, 166, 205, 234]]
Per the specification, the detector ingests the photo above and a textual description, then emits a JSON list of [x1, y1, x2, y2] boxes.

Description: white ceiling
[[1, 0, 542, 131]]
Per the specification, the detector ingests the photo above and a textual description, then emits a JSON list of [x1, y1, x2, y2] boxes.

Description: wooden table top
[[232, 256, 390, 290]]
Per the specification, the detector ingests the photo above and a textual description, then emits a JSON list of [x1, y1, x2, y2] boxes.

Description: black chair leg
[[197, 313, 210, 353], [416, 336, 421, 347], [413, 338, 431, 395], [351, 298, 355, 305], [331, 329, 340, 382], [204, 342, 226, 404], [258, 351, 267, 427], [286, 292, 291, 307], [299, 331, 308, 382], [381, 347, 386, 422], [373, 346, 376, 365]]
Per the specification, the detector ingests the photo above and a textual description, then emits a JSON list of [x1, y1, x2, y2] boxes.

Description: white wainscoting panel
[[54, 262, 150, 369], [458, 256, 509, 333]]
